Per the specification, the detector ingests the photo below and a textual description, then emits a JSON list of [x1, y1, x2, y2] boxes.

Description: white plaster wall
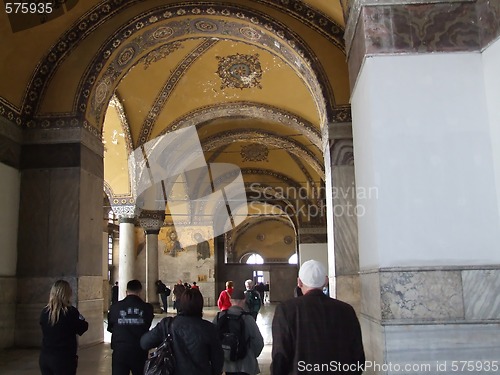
[[0, 163, 20, 276], [352, 53, 500, 269], [483, 38, 500, 231]]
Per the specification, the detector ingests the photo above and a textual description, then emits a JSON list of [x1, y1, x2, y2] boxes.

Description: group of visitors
[[39, 260, 365, 375]]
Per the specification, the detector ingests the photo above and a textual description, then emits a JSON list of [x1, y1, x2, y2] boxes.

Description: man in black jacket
[[108, 279, 154, 375], [271, 260, 365, 375]]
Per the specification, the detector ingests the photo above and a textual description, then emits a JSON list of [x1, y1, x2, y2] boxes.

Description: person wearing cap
[[213, 289, 264, 375], [271, 260, 365, 375]]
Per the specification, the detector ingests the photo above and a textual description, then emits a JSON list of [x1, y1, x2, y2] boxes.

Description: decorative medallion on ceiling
[[216, 53, 262, 89], [241, 143, 269, 162]]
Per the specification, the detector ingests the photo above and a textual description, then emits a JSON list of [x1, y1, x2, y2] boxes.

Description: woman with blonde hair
[[39, 279, 89, 375]]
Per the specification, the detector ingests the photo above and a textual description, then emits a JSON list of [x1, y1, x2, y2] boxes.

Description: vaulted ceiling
[[1, 0, 351, 231]]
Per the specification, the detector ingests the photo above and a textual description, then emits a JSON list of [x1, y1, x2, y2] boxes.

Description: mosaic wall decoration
[[241, 143, 269, 162], [216, 53, 262, 89]]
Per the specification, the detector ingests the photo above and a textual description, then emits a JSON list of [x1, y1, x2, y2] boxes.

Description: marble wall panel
[[462, 269, 500, 320], [348, 10, 367, 93], [15, 303, 46, 347], [80, 144, 103, 178], [385, 323, 500, 370], [360, 271, 381, 321], [380, 270, 464, 321], [17, 169, 50, 277], [336, 274, 361, 315], [16, 277, 65, 304], [477, 0, 500, 48], [0, 133, 20, 169], [347, 0, 500, 88], [78, 170, 104, 276], [362, 2, 480, 55], [332, 166, 360, 275], [78, 299, 104, 346], [47, 168, 79, 275], [0, 277, 16, 348], [359, 316, 385, 375], [78, 275, 103, 301]]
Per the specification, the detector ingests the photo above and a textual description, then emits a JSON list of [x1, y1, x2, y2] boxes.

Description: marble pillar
[[346, 1, 500, 372], [16, 127, 104, 347], [114, 210, 137, 301], [139, 211, 164, 312]]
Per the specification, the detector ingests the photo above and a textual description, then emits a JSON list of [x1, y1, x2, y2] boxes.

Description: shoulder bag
[[144, 317, 175, 375]]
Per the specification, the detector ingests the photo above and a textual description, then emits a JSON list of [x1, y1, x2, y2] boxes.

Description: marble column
[[113, 207, 138, 301], [16, 127, 104, 347], [139, 211, 164, 312], [346, 1, 500, 372]]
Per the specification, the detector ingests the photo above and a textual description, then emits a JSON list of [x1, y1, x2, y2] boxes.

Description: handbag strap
[[163, 317, 173, 341]]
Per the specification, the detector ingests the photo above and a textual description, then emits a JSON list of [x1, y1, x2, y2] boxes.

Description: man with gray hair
[[271, 260, 365, 374], [244, 279, 262, 320]]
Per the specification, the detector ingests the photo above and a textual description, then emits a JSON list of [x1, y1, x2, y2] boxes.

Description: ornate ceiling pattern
[[2, 0, 349, 242]]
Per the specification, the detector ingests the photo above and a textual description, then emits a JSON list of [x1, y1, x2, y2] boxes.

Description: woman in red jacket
[[217, 280, 234, 311]]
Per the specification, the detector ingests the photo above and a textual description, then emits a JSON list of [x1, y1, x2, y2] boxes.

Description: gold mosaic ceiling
[[1, 0, 350, 228]]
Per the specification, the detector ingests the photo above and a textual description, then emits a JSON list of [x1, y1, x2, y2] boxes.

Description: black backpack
[[245, 290, 261, 313], [216, 311, 248, 361]]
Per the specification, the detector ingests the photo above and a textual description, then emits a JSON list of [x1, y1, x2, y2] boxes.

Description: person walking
[[214, 289, 264, 375], [155, 279, 170, 313], [244, 279, 262, 320], [141, 288, 224, 375], [217, 280, 234, 311], [39, 279, 89, 375], [111, 281, 119, 305], [271, 260, 365, 375], [107, 279, 154, 375], [172, 279, 186, 311]]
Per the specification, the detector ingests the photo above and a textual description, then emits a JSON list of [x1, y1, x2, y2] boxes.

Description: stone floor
[[0, 304, 275, 375]]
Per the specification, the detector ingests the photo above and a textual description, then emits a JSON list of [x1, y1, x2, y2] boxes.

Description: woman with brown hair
[[39, 279, 89, 375], [141, 288, 224, 375]]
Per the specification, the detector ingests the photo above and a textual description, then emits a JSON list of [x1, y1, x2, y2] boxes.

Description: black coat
[[40, 306, 88, 356], [140, 315, 224, 375], [107, 294, 154, 352], [271, 289, 365, 375]]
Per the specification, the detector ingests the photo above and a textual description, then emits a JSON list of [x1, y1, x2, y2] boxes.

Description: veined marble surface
[[380, 270, 464, 321]]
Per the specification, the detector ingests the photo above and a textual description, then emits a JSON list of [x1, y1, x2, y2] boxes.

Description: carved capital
[[139, 210, 165, 233], [112, 205, 141, 221]]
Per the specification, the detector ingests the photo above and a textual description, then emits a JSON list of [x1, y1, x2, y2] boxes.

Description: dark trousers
[[39, 352, 77, 375], [160, 293, 168, 311], [112, 349, 147, 375], [226, 373, 250, 375]]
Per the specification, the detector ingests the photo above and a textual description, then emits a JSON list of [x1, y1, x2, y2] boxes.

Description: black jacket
[[271, 289, 365, 375], [40, 306, 88, 356], [140, 315, 224, 375], [107, 294, 154, 351]]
